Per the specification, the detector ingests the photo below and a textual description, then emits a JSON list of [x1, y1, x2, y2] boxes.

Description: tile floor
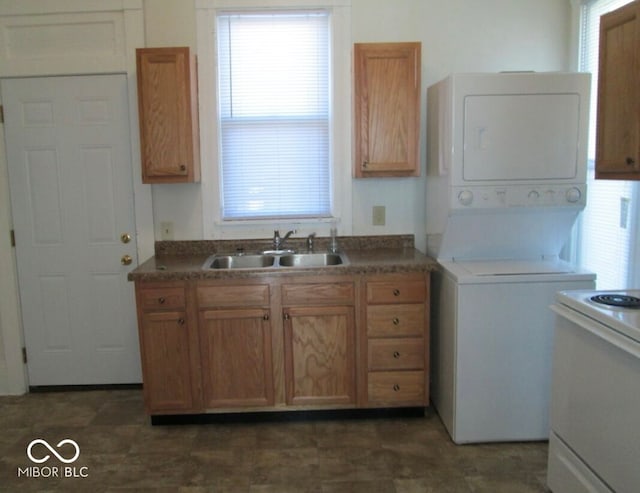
[[0, 389, 549, 492]]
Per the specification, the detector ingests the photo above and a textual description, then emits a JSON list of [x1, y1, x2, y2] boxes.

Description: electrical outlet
[[372, 206, 386, 226], [160, 221, 174, 240]]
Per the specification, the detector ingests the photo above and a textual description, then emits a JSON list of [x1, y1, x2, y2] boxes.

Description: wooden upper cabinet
[[596, 1, 640, 180], [354, 42, 421, 178], [136, 47, 201, 183]]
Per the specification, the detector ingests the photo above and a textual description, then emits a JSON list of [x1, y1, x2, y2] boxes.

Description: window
[[216, 10, 331, 220], [576, 0, 640, 289]]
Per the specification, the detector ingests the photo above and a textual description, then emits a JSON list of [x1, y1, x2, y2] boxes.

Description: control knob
[[565, 187, 582, 203], [458, 190, 474, 206]]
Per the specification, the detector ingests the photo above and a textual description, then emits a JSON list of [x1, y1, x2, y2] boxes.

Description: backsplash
[[155, 234, 415, 256]]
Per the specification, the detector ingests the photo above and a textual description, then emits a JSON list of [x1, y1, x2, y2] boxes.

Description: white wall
[[0, 0, 573, 393], [146, 0, 571, 253]]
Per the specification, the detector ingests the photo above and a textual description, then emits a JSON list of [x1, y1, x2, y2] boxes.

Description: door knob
[[121, 254, 133, 266], [120, 233, 132, 244]]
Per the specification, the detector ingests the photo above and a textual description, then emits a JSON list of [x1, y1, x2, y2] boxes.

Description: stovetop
[[556, 289, 640, 343], [590, 293, 640, 309]]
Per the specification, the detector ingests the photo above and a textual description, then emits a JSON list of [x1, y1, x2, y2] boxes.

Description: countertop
[[128, 235, 438, 282]]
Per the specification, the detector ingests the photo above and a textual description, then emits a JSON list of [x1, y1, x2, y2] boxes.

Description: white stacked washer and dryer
[[425, 72, 596, 444]]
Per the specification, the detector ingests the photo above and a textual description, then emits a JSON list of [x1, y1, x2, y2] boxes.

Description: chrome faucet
[[273, 229, 295, 251]]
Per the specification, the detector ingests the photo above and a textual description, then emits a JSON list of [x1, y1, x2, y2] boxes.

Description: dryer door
[[462, 93, 581, 182]]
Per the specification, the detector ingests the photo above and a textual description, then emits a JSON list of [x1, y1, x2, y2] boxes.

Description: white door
[[2, 74, 142, 385]]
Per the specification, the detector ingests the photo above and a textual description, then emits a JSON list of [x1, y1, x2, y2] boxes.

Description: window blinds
[[216, 11, 331, 220], [577, 0, 639, 289]]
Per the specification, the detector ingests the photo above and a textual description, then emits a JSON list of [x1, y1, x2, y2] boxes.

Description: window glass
[[216, 11, 331, 220]]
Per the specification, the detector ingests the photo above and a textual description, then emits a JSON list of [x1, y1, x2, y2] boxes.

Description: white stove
[[547, 289, 640, 493], [556, 289, 640, 344]]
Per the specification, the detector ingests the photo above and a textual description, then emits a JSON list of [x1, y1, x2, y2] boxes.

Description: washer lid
[[459, 259, 575, 276], [439, 258, 595, 284]]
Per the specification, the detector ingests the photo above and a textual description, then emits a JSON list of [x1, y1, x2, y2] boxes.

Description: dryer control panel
[[451, 184, 586, 210]]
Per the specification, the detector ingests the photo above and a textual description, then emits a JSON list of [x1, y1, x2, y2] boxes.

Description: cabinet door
[[136, 47, 200, 183], [596, 2, 640, 179], [354, 42, 421, 177], [199, 309, 274, 408], [139, 311, 197, 413], [283, 306, 356, 406]]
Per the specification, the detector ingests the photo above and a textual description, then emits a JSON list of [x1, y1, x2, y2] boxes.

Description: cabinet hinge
[[0, 105, 4, 123], [22, 347, 27, 364], [10, 229, 15, 247]]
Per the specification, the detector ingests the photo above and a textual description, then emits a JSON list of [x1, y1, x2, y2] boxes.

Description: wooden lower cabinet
[[197, 282, 274, 410], [361, 273, 430, 407], [283, 305, 355, 406], [282, 279, 357, 407], [199, 308, 274, 408], [135, 282, 201, 414], [134, 272, 430, 415]]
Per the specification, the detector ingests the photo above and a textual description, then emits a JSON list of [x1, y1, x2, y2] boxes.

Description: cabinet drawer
[[367, 371, 425, 404], [197, 284, 269, 308], [366, 280, 425, 304], [139, 287, 185, 310], [367, 304, 425, 337], [368, 338, 424, 370], [282, 282, 354, 306]]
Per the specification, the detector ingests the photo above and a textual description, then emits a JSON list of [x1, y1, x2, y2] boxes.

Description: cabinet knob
[[392, 317, 400, 325], [177, 318, 185, 326], [263, 313, 270, 321], [626, 157, 635, 166], [362, 160, 368, 168], [393, 351, 400, 359], [121, 254, 133, 266], [393, 289, 400, 296], [120, 233, 132, 244], [179, 164, 187, 172], [283, 312, 290, 320], [158, 297, 165, 304], [393, 384, 400, 392]]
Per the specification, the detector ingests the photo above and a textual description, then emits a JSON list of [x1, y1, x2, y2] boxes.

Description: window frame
[[195, 0, 352, 239]]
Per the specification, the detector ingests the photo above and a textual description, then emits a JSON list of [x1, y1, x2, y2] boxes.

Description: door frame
[[0, 0, 152, 394]]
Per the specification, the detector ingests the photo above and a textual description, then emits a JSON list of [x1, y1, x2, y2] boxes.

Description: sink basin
[[202, 252, 348, 270], [278, 253, 346, 267], [204, 254, 275, 269]]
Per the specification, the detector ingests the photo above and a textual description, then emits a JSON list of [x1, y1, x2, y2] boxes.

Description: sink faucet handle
[[306, 232, 316, 252]]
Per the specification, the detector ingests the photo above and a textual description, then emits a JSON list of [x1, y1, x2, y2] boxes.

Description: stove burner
[[590, 294, 640, 309]]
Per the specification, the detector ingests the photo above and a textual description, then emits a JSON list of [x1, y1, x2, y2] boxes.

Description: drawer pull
[[393, 351, 400, 359], [393, 289, 400, 296], [393, 384, 400, 392], [177, 318, 185, 326], [392, 317, 400, 325], [158, 297, 165, 304]]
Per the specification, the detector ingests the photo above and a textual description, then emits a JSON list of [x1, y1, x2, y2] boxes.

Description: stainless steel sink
[[203, 252, 348, 270], [204, 254, 276, 269], [278, 253, 347, 267]]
